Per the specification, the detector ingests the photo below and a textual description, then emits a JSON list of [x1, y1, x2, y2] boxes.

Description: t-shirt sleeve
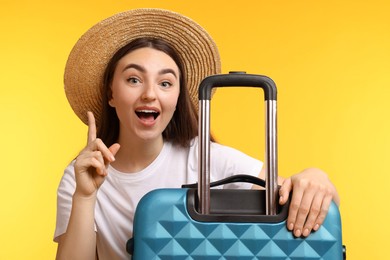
[[210, 142, 263, 189], [53, 161, 76, 242]]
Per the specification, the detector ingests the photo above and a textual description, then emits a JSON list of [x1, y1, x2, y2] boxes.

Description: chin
[[136, 132, 164, 143]]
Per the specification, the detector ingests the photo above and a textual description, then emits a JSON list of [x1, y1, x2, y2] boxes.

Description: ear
[[108, 98, 115, 107]]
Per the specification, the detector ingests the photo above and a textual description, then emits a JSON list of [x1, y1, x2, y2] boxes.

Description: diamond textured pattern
[[132, 189, 343, 259]]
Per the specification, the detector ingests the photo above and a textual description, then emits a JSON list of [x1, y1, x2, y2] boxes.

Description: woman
[[55, 9, 340, 260]]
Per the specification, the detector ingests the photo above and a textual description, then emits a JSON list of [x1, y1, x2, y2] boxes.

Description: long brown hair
[[98, 38, 199, 147]]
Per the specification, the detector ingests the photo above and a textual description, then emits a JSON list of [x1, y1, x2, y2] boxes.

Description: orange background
[[1, 0, 389, 259]]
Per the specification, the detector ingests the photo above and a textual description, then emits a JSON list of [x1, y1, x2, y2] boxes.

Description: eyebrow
[[122, 64, 145, 73], [159, 68, 178, 79], [122, 64, 178, 79]]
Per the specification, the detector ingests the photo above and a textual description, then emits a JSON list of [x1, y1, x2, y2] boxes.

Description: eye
[[160, 81, 173, 88], [127, 77, 140, 84]]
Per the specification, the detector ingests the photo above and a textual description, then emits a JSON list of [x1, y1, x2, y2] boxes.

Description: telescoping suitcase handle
[[198, 72, 278, 216]]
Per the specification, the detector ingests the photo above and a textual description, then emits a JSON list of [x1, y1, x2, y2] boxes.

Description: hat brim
[[64, 8, 221, 125]]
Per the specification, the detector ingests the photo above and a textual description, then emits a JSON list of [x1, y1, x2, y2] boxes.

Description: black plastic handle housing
[[198, 73, 277, 101]]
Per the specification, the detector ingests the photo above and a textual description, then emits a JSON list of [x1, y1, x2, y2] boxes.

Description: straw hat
[[64, 8, 221, 125]]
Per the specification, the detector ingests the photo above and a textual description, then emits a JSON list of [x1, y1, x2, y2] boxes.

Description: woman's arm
[[56, 112, 120, 259], [56, 192, 97, 260]]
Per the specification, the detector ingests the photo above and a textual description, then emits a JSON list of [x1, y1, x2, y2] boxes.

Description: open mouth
[[135, 109, 160, 121]]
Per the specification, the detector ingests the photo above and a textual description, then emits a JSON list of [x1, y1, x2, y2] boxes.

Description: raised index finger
[[87, 111, 97, 144]]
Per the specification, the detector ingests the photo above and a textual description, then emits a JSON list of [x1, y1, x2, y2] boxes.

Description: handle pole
[[265, 100, 278, 215], [198, 100, 211, 214]]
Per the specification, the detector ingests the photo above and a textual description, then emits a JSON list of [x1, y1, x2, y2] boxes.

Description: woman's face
[[109, 47, 180, 143]]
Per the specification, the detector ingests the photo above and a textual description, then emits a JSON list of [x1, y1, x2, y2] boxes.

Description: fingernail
[[303, 228, 310, 237], [110, 155, 115, 162], [294, 229, 301, 237], [288, 223, 294, 230], [313, 224, 320, 231]]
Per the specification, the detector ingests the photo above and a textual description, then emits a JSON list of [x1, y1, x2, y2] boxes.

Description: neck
[[111, 133, 164, 173]]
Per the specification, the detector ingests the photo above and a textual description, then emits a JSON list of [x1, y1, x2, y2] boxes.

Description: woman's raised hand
[[73, 111, 120, 197]]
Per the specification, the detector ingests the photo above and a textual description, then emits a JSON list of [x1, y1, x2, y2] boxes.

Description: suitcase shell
[[132, 188, 342, 259], [129, 73, 344, 259]]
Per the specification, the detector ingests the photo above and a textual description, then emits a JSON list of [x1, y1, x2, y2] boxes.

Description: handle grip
[[198, 73, 277, 101], [182, 174, 266, 189]]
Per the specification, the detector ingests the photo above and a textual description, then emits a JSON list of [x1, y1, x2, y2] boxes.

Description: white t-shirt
[[54, 138, 263, 260]]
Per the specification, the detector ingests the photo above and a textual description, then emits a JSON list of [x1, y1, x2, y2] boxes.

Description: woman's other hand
[[279, 168, 340, 237]]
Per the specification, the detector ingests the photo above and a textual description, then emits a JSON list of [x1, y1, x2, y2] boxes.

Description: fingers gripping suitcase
[[127, 73, 345, 259]]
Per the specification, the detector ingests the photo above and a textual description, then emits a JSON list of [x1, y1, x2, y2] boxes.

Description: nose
[[141, 82, 157, 101]]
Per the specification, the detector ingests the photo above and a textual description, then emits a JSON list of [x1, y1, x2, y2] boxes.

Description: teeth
[[136, 110, 158, 113]]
